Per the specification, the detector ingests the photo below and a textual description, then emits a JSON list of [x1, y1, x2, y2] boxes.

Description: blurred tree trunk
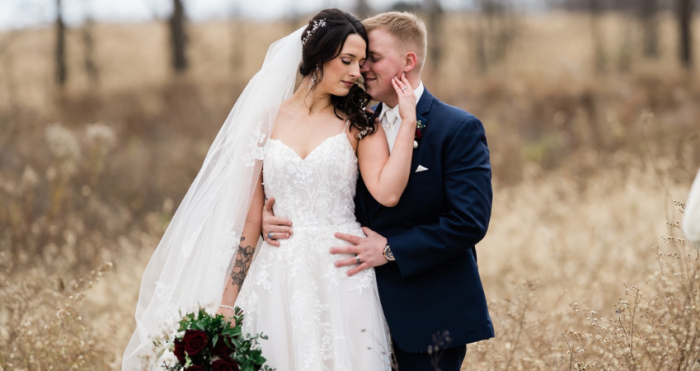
[[677, 0, 693, 69], [475, 0, 492, 73], [491, 0, 515, 64], [473, 0, 516, 73], [55, 0, 67, 87], [424, 0, 444, 81], [474, 16, 488, 73], [589, 0, 606, 74], [0, 31, 22, 109], [229, 0, 244, 75], [618, 16, 633, 73], [640, 0, 659, 58], [356, 0, 371, 19], [169, 0, 188, 74], [82, 18, 99, 85]]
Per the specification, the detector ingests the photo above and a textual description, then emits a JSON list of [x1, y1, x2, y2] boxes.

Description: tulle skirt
[[235, 223, 392, 371]]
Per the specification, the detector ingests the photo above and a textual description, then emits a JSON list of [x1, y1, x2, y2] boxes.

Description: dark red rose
[[210, 334, 235, 357], [173, 338, 186, 364], [183, 329, 208, 356], [184, 366, 205, 371], [211, 354, 240, 371], [415, 128, 423, 139]]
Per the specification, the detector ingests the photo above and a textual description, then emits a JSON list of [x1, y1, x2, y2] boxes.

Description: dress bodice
[[262, 130, 358, 230]]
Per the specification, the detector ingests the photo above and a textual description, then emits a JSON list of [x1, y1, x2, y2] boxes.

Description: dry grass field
[[1, 11, 700, 371]]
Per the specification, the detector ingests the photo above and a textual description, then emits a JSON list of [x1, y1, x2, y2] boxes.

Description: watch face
[[385, 246, 395, 261]]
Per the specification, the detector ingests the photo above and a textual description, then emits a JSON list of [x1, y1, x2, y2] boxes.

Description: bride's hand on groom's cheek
[[330, 227, 388, 276], [261, 197, 293, 247]]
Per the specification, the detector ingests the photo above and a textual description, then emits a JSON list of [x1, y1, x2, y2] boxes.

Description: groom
[[264, 11, 494, 371]]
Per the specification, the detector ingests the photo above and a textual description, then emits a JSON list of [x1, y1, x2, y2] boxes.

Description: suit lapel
[[372, 102, 384, 123], [370, 89, 435, 220], [416, 88, 434, 118]]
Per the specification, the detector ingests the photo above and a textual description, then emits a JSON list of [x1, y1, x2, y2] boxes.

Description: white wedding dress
[[235, 122, 392, 371]]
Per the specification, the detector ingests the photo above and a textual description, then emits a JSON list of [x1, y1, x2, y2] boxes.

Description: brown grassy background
[[1, 11, 699, 370]]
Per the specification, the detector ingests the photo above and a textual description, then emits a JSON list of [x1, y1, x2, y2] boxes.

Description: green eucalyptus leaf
[[224, 336, 235, 349], [230, 326, 242, 337], [250, 349, 265, 364], [222, 327, 236, 336], [239, 359, 254, 371]]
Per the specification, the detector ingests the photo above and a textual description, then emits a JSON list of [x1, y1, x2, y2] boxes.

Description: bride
[[123, 8, 416, 370]]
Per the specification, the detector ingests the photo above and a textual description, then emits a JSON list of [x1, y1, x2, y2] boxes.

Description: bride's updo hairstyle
[[300, 9, 377, 138]]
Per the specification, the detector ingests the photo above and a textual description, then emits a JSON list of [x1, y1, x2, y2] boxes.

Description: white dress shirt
[[378, 81, 425, 153], [682, 168, 700, 245]]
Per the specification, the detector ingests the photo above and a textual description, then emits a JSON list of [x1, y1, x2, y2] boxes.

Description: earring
[[310, 65, 320, 86]]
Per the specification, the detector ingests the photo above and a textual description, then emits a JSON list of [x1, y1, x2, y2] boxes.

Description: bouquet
[[153, 306, 274, 371]]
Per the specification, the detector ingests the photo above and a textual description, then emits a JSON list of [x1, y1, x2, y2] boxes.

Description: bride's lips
[[341, 80, 354, 88]]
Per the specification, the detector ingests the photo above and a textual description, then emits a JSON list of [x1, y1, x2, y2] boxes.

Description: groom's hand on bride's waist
[[331, 227, 389, 276], [261, 197, 292, 247]]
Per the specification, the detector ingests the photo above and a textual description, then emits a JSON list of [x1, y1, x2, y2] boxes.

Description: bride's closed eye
[[342, 58, 365, 66]]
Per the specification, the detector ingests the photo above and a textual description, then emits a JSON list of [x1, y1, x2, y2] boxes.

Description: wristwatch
[[383, 244, 395, 262]]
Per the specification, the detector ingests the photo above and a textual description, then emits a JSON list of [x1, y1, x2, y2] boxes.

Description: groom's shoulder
[[429, 95, 483, 131]]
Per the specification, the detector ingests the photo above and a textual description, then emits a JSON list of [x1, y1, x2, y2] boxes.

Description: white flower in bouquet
[[157, 350, 178, 368]]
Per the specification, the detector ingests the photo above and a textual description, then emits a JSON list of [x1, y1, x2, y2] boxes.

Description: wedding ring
[[355, 255, 361, 264], [267, 232, 274, 240], [401, 87, 407, 91]]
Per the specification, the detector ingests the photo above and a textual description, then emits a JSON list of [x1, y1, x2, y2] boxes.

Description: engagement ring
[[267, 232, 274, 240]]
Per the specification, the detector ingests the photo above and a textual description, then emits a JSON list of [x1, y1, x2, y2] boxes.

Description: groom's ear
[[403, 51, 418, 74]]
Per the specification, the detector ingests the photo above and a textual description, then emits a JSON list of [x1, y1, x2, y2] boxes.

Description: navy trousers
[[392, 342, 466, 371]]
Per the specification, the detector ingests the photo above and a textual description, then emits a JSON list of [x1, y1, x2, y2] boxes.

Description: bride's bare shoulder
[[278, 97, 293, 108], [273, 100, 297, 124]]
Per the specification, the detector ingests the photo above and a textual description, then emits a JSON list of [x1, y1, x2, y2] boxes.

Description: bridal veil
[[122, 27, 304, 370]]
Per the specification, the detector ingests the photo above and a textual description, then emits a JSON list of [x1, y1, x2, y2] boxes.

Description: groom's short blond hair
[[362, 12, 428, 72]]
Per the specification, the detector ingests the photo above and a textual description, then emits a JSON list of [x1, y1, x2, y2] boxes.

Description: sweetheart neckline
[[268, 132, 353, 161]]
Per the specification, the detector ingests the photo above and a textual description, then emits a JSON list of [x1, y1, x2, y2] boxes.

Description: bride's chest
[[262, 137, 358, 190]]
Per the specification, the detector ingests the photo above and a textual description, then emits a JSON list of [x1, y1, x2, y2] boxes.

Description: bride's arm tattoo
[[230, 237, 254, 287]]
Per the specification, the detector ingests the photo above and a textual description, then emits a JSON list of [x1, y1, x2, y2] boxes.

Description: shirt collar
[[378, 81, 424, 122]]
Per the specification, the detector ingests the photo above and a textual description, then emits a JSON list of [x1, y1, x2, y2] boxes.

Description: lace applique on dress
[[244, 105, 276, 167]]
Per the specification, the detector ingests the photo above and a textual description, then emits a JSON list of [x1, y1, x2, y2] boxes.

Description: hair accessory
[[302, 18, 327, 45]]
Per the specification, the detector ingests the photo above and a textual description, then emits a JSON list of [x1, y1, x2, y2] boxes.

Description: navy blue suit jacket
[[355, 88, 495, 353]]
